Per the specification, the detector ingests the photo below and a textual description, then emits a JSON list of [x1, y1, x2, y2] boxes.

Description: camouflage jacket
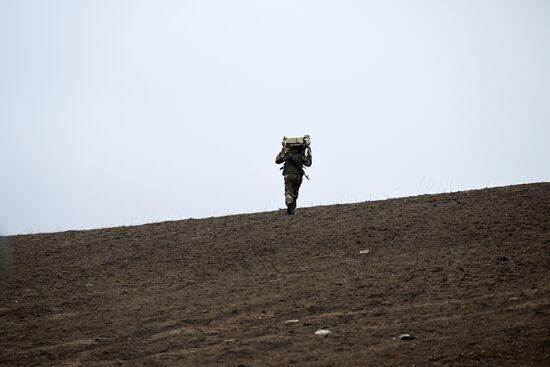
[[275, 149, 312, 175]]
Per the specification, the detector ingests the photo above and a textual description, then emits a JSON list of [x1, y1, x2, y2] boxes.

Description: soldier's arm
[[302, 153, 312, 167], [275, 149, 287, 164]]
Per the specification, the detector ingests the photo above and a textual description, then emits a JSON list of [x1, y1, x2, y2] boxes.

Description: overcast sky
[[1, 0, 549, 235]]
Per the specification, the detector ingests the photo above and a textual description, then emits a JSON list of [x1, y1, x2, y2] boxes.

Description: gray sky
[[1, 0, 549, 235]]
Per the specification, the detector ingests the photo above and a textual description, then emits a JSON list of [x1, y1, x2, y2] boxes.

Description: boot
[[287, 204, 295, 215]]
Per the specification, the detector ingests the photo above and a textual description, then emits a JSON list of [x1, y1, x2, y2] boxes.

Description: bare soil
[[1, 183, 549, 366]]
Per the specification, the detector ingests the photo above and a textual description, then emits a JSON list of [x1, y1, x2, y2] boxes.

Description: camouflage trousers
[[284, 174, 303, 209]]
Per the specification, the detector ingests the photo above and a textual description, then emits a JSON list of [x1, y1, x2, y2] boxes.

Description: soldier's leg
[[291, 176, 303, 209], [284, 175, 294, 208]]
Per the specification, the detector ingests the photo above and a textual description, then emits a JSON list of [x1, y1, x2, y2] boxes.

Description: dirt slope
[[1, 183, 549, 366]]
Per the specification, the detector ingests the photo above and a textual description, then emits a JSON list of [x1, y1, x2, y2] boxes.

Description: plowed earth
[[1, 183, 549, 366]]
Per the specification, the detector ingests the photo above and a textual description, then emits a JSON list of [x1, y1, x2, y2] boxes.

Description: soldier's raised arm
[[275, 148, 287, 164], [302, 150, 312, 167]]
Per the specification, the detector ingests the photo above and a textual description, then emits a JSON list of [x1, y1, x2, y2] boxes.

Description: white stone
[[315, 329, 331, 336]]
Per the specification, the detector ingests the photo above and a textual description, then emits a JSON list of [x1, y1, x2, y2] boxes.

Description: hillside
[[1, 183, 549, 366]]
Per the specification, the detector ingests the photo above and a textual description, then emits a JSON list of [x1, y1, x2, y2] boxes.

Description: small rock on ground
[[315, 329, 331, 336], [398, 333, 416, 340]]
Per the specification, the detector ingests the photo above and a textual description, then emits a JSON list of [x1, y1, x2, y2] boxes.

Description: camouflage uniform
[[275, 147, 312, 214]]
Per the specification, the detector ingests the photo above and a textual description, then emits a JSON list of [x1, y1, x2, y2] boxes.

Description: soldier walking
[[275, 136, 312, 215]]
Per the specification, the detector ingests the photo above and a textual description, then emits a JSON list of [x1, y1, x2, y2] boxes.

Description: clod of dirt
[[398, 333, 416, 340], [315, 329, 331, 336]]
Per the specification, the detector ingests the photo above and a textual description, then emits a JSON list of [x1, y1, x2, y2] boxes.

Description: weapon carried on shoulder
[[281, 135, 311, 180], [282, 135, 311, 154]]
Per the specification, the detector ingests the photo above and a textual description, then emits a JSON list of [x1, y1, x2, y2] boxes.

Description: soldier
[[275, 137, 312, 215]]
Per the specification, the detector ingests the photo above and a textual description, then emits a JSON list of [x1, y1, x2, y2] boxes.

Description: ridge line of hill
[[4, 181, 549, 238]]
